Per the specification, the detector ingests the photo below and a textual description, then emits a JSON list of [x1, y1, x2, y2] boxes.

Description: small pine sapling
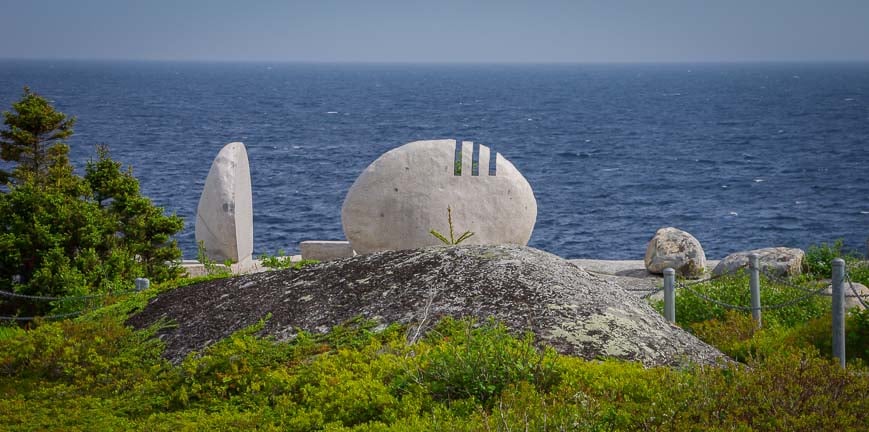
[[430, 206, 474, 245]]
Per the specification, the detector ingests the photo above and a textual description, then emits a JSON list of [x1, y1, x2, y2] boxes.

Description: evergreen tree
[[85, 145, 184, 282], [0, 88, 183, 318], [0, 86, 76, 184]]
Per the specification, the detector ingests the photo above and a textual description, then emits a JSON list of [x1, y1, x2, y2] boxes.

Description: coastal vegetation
[[0, 90, 867, 430], [0, 87, 183, 318], [0, 241, 867, 430], [258, 249, 319, 270], [652, 241, 869, 363], [0, 300, 866, 431]]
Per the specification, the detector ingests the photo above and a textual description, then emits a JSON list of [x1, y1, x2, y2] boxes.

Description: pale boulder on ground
[[644, 227, 707, 278], [195, 142, 253, 266], [712, 247, 805, 277], [342, 139, 537, 254], [824, 281, 869, 311], [300, 241, 356, 261]]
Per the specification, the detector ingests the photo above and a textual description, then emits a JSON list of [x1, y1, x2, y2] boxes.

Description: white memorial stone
[[341, 139, 537, 254], [195, 142, 253, 264]]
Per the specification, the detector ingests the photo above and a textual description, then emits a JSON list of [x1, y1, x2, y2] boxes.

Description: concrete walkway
[[567, 259, 721, 296], [568, 259, 720, 277]]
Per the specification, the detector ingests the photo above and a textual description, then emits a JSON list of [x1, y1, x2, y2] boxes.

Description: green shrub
[[848, 308, 869, 359], [258, 249, 318, 270], [0, 315, 166, 383], [784, 308, 869, 363], [175, 315, 312, 407], [471, 348, 869, 431], [685, 348, 867, 431], [0, 315, 177, 422], [0, 326, 23, 342], [0, 88, 183, 318], [1, 310, 867, 431], [194, 240, 232, 277], [804, 239, 847, 277], [846, 259, 869, 286], [545, 357, 689, 431], [403, 318, 562, 407], [655, 271, 830, 330], [690, 310, 775, 361], [803, 239, 869, 285]]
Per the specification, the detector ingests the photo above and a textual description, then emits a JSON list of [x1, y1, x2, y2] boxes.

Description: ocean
[[1, 60, 867, 260]]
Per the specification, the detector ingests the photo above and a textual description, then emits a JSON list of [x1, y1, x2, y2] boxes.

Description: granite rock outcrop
[[128, 245, 726, 366]]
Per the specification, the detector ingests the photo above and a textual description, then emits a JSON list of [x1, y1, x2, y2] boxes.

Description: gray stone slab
[[300, 240, 356, 261]]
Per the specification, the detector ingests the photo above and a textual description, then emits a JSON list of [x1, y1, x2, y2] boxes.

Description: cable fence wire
[[0, 287, 139, 302], [758, 267, 869, 309], [673, 282, 756, 312], [640, 286, 665, 299], [846, 274, 869, 309], [670, 262, 750, 289], [0, 310, 85, 322], [757, 268, 833, 296], [675, 280, 831, 312], [0, 286, 141, 321], [629, 264, 750, 299]]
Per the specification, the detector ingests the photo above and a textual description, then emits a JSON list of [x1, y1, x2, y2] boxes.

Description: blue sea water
[[1, 60, 868, 260]]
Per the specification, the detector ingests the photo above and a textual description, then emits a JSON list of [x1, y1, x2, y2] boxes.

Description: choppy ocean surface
[[1, 60, 867, 260]]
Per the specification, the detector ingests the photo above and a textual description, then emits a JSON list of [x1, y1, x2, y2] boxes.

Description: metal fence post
[[664, 268, 675, 323], [749, 253, 762, 328], [832, 258, 846, 369], [135, 278, 150, 291]]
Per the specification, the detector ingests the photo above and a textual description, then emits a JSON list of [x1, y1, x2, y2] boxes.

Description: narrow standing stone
[[195, 142, 253, 265]]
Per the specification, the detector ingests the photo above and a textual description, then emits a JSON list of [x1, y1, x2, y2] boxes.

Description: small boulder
[[644, 227, 706, 278], [712, 247, 805, 277], [824, 281, 869, 311], [195, 142, 253, 265]]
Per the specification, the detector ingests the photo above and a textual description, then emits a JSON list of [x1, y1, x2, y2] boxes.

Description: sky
[[1, 0, 868, 63]]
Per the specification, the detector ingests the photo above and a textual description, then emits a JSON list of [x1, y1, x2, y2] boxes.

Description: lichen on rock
[[128, 245, 726, 366]]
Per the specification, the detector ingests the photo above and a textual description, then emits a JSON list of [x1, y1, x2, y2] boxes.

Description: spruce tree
[[0, 88, 183, 318], [0, 86, 76, 184]]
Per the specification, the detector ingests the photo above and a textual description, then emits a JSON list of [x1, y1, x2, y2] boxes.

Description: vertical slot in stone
[[471, 142, 480, 176], [453, 139, 462, 176], [462, 140, 473, 176], [489, 149, 498, 176], [478, 144, 490, 177]]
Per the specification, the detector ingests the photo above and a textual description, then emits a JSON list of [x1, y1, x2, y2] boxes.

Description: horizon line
[[2, 56, 869, 66]]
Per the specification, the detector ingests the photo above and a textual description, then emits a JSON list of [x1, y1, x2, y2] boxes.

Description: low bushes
[[1, 311, 867, 431], [654, 271, 830, 330], [402, 317, 562, 407], [1, 237, 867, 430]]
